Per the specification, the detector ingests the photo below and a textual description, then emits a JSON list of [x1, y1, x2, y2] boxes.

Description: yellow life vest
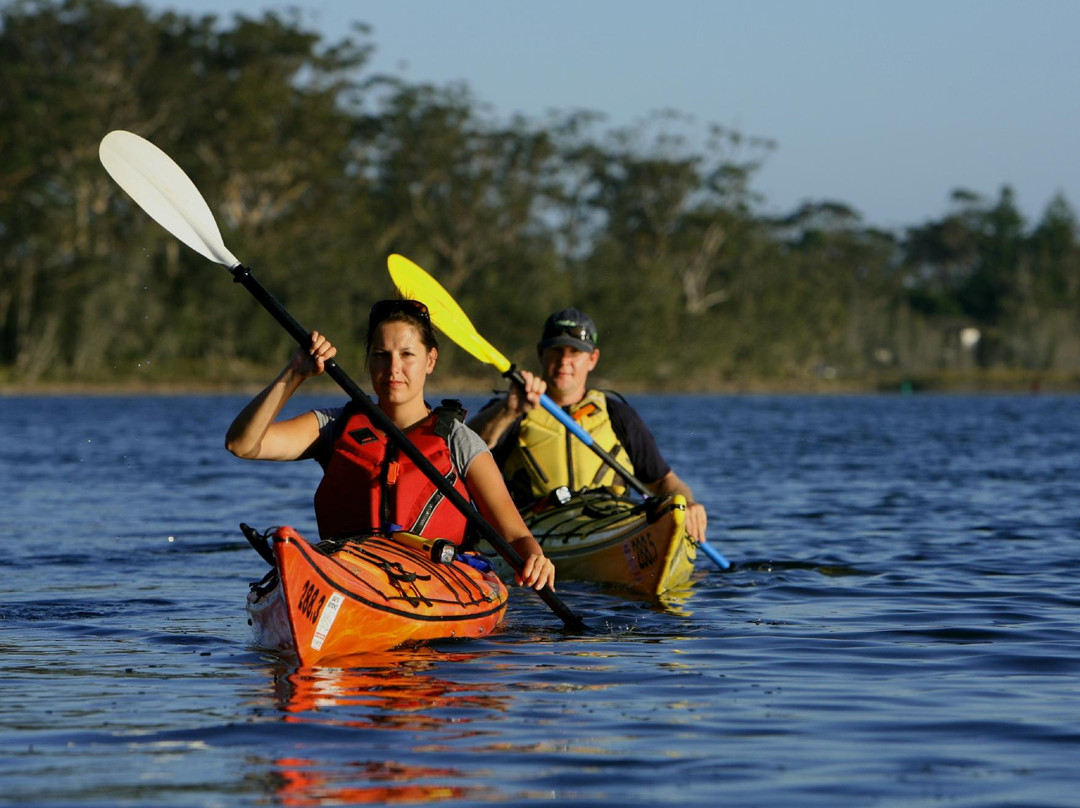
[[502, 389, 635, 504]]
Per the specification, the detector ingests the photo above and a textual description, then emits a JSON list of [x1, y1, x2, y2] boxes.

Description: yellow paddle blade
[[387, 254, 512, 373]]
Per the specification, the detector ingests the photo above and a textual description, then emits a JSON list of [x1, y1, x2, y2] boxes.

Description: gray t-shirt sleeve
[[448, 419, 490, 478], [312, 407, 343, 468]]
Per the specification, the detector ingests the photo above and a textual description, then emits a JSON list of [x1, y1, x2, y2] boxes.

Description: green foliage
[[3, 0, 1080, 389]]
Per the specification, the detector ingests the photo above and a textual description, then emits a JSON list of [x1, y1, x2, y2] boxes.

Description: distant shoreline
[[2, 368, 1076, 396]]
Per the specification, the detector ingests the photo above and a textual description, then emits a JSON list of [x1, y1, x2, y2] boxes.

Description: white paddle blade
[[99, 130, 240, 268]]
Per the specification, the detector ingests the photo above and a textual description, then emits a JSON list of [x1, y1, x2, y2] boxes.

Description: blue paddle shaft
[[539, 393, 594, 445], [699, 540, 732, 570]]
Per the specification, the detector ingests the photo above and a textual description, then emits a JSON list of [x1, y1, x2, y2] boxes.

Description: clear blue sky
[[135, 0, 1079, 231]]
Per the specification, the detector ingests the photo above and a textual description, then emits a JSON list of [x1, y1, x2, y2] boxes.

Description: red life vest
[[312, 401, 472, 543]]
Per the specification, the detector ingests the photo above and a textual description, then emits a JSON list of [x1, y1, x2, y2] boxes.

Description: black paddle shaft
[[229, 265, 584, 630]]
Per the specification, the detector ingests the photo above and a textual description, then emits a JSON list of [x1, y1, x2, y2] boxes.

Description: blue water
[[2, 392, 1079, 807]]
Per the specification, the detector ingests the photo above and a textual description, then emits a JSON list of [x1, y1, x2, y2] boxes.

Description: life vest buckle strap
[[433, 399, 467, 439]]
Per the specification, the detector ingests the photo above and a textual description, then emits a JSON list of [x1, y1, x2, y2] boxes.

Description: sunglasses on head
[[369, 299, 430, 326], [544, 321, 595, 344]]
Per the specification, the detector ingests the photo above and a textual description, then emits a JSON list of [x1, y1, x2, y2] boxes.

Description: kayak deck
[[487, 492, 696, 595], [246, 526, 508, 665]]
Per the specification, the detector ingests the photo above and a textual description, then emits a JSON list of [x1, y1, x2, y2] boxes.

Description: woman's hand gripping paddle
[[98, 131, 584, 630], [387, 253, 732, 570]]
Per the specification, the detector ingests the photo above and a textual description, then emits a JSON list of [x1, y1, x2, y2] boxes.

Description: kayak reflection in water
[[225, 298, 555, 591]]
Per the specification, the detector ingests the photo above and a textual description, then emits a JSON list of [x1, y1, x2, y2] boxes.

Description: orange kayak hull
[[247, 527, 508, 665]]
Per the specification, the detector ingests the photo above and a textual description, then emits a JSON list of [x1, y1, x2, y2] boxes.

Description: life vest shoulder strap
[[595, 387, 628, 405], [432, 399, 466, 439]]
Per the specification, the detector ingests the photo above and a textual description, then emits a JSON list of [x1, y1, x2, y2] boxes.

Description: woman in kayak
[[226, 298, 555, 591]]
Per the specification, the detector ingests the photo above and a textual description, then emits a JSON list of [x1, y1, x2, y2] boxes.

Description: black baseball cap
[[538, 308, 598, 353]]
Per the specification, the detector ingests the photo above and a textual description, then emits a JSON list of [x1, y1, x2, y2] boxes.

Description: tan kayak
[[483, 492, 697, 596]]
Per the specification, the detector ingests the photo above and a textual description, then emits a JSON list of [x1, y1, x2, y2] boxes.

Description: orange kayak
[[245, 526, 508, 665]]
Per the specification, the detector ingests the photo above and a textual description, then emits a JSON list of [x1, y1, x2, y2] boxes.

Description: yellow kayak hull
[[486, 493, 696, 596]]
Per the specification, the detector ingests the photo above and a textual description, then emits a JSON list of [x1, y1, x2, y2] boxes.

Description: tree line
[[3, 0, 1079, 392]]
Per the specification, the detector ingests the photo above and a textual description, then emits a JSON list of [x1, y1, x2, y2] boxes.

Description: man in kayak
[[468, 307, 709, 544], [225, 298, 555, 591]]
